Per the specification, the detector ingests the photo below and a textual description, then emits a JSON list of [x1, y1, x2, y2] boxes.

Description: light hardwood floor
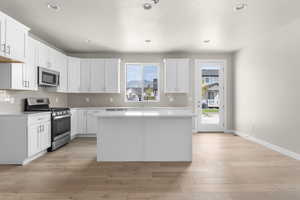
[[0, 133, 300, 200]]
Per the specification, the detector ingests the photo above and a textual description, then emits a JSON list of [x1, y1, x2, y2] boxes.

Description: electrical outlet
[[85, 97, 90, 103], [169, 96, 174, 102], [55, 97, 59, 103], [109, 97, 114, 103]]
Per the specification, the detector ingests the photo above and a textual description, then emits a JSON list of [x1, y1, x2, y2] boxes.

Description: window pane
[[201, 65, 220, 124], [143, 65, 158, 101], [126, 64, 143, 102]]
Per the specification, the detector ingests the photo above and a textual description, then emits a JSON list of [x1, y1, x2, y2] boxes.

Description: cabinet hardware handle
[[1, 44, 5, 53], [6, 45, 11, 55]]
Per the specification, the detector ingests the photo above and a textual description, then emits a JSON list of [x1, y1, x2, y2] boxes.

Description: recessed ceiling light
[[203, 40, 211, 44], [85, 39, 92, 43], [145, 39, 152, 43], [143, 3, 152, 10], [47, 3, 60, 11], [234, 3, 247, 11]]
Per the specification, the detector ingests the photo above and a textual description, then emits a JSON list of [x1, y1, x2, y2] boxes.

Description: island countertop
[[92, 110, 196, 118]]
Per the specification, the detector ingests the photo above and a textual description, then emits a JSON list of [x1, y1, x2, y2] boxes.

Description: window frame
[[125, 63, 160, 103]]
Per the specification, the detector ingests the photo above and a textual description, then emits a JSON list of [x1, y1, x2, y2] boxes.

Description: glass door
[[195, 60, 225, 132]]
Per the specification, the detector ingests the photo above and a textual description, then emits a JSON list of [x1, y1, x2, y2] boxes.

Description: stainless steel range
[[24, 98, 71, 151]]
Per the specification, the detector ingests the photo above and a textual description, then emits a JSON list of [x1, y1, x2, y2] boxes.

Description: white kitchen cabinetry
[[70, 109, 78, 139], [90, 59, 105, 92], [71, 109, 100, 137], [0, 37, 38, 90], [36, 41, 49, 68], [72, 58, 120, 93], [67, 57, 81, 92], [80, 59, 91, 92], [25, 37, 38, 90], [105, 59, 120, 93], [164, 58, 189, 93], [56, 52, 68, 92], [0, 62, 36, 90], [86, 110, 98, 134], [0, 11, 29, 63], [0, 113, 51, 165]]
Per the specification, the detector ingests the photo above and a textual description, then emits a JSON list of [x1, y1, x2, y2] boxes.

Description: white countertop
[[93, 110, 195, 118], [0, 112, 51, 117]]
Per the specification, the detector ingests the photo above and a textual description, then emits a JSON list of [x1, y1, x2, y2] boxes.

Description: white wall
[[234, 19, 300, 154]]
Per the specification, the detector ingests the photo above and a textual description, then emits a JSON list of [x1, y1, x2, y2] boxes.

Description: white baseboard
[[74, 133, 96, 138], [234, 131, 300, 161], [224, 130, 235, 134]]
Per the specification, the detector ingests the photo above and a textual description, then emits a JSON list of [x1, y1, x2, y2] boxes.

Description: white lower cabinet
[[0, 113, 51, 165], [71, 109, 99, 137], [28, 120, 51, 157]]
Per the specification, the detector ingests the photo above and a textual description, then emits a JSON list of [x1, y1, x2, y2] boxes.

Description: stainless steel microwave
[[38, 67, 60, 87]]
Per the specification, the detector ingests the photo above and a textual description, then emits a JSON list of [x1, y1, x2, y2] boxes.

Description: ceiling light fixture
[[145, 39, 152, 43], [47, 3, 60, 11], [234, 1, 247, 11], [143, 0, 160, 10], [85, 39, 92, 43], [143, 3, 152, 10], [203, 40, 211, 44]]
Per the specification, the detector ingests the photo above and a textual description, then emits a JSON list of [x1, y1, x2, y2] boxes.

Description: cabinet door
[[104, 59, 120, 93], [80, 59, 91, 92], [57, 53, 68, 92], [86, 111, 97, 134], [26, 37, 38, 90], [77, 110, 87, 134], [47, 47, 57, 69], [28, 124, 39, 157], [71, 110, 78, 137], [68, 57, 81, 92], [11, 63, 25, 89], [5, 17, 28, 62], [164, 59, 177, 93], [176, 59, 189, 93], [90, 59, 105, 92], [37, 41, 48, 68], [43, 123, 51, 149], [0, 13, 5, 57]]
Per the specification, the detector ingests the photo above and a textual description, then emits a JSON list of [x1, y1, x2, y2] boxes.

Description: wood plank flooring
[[0, 133, 300, 200]]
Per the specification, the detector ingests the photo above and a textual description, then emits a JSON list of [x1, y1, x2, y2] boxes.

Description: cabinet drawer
[[28, 114, 51, 125]]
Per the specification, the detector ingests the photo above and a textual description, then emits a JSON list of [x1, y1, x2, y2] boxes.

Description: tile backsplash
[[0, 89, 68, 113]]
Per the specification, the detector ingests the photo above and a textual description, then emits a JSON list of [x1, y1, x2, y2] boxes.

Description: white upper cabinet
[[90, 59, 105, 92], [0, 11, 29, 63], [164, 59, 177, 92], [0, 13, 6, 58], [25, 37, 38, 90], [164, 58, 190, 93], [80, 59, 91, 92], [67, 57, 81, 92], [105, 58, 120, 93], [176, 59, 190, 93], [36, 41, 49, 68], [69, 58, 120, 93], [56, 52, 68, 92]]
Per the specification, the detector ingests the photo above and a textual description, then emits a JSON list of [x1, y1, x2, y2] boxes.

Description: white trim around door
[[194, 59, 227, 132]]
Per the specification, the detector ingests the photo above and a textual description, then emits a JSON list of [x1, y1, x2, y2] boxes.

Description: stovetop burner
[[24, 98, 70, 114]]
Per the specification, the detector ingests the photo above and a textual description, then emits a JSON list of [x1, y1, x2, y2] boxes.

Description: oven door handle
[[53, 114, 71, 120]]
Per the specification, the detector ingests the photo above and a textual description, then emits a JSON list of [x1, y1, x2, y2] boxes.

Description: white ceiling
[[0, 0, 299, 53]]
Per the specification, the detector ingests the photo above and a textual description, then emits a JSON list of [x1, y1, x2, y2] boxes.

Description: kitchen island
[[94, 110, 194, 162]]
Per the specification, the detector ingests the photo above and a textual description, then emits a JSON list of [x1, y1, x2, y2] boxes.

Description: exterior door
[[195, 60, 225, 132]]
